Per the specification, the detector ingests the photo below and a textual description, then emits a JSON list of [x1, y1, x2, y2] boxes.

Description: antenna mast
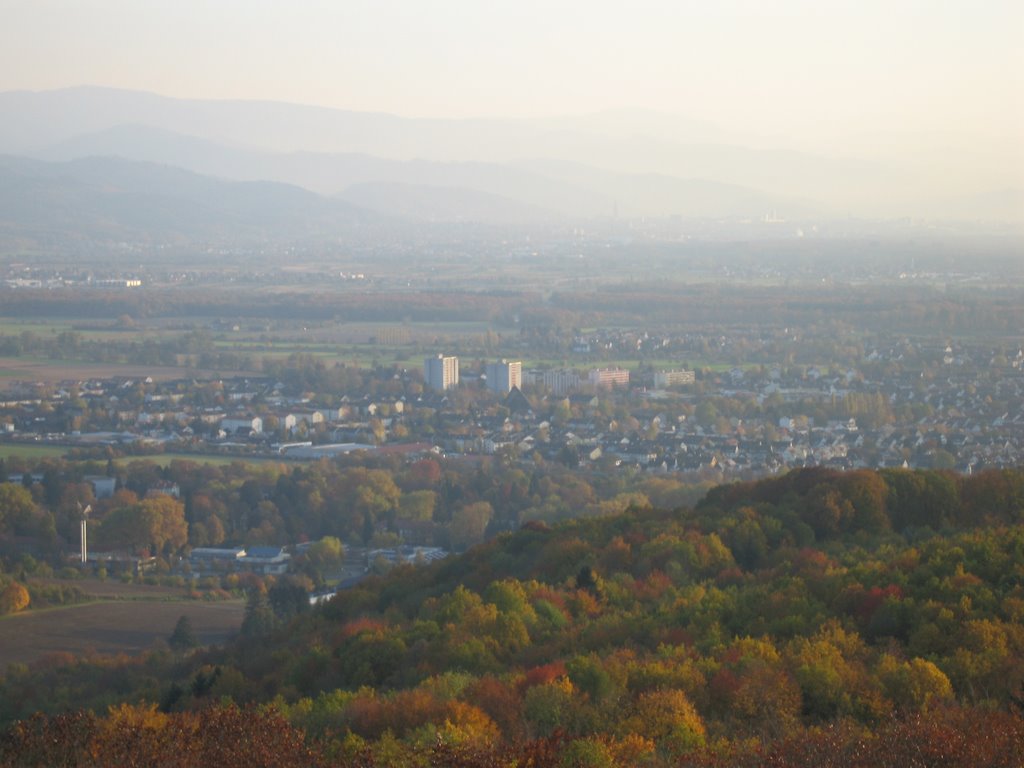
[[79, 503, 92, 564]]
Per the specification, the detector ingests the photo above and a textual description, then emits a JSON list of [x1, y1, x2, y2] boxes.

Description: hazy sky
[[2, 0, 1021, 147]]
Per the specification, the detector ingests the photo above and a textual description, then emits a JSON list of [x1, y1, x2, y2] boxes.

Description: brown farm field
[[0, 580, 244, 667]]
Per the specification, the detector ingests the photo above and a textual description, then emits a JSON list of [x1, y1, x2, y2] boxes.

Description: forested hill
[[4, 467, 1024, 767]]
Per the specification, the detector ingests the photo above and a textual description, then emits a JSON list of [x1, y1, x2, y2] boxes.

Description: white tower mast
[[79, 503, 92, 564]]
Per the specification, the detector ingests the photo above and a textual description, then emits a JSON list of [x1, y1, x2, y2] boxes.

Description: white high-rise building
[[424, 355, 459, 390], [485, 359, 522, 394]]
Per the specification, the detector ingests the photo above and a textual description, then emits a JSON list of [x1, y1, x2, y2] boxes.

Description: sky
[[1, 0, 1022, 150]]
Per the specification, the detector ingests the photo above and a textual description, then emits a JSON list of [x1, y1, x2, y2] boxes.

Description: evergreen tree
[[168, 615, 197, 652], [240, 590, 277, 638]]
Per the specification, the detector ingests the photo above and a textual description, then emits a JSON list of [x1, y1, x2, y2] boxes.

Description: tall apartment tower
[[424, 354, 460, 391], [485, 359, 522, 394]]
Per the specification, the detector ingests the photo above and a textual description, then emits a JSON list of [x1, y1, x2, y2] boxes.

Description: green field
[[0, 443, 279, 468], [0, 315, 502, 372], [0, 319, 144, 341], [0, 444, 68, 460], [116, 453, 281, 468], [0, 310, 766, 393], [0, 321, 75, 335]]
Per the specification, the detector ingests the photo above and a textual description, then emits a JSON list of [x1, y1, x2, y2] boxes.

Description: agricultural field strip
[[0, 445, 279, 467], [0, 598, 245, 668]]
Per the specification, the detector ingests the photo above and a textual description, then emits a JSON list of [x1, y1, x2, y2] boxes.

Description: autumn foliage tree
[[0, 581, 30, 615], [0, 704, 325, 768], [98, 495, 188, 556]]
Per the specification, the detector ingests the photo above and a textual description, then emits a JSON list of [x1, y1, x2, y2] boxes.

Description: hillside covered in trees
[[3, 467, 1024, 766]]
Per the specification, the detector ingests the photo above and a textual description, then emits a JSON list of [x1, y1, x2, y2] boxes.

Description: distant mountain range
[[0, 86, 1020, 231], [29, 122, 808, 220], [0, 154, 371, 246]]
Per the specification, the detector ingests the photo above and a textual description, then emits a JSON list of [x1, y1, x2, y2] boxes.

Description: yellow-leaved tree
[[0, 581, 30, 615], [621, 688, 706, 759]]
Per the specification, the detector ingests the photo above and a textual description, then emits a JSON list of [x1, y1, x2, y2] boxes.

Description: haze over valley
[[1, 4, 1023, 766]]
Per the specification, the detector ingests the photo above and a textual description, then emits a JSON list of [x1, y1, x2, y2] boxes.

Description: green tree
[[524, 678, 575, 738], [0, 484, 46, 538], [268, 577, 311, 622], [303, 536, 344, 572], [168, 615, 198, 652], [397, 490, 436, 522], [241, 590, 277, 639]]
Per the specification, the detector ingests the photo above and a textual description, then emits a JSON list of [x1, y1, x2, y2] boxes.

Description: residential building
[[188, 546, 291, 575], [485, 359, 522, 394], [86, 476, 117, 499], [145, 481, 181, 499], [424, 355, 459, 391], [654, 369, 696, 387], [527, 369, 581, 396], [220, 415, 263, 434], [283, 411, 325, 431], [589, 367, 631, 389], [189, 547, 246, 574], [239, 546, 291, 575]]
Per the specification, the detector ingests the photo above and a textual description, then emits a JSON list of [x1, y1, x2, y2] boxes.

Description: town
[[3, 336, 1023, 480]]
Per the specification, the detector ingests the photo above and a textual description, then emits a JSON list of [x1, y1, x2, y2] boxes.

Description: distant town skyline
[[2, 1, 1021, 154]]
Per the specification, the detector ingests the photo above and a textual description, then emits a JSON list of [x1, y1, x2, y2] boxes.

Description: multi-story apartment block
[[485, 359, 522, 394], [588, 367, 631, 389], [424, 355, 460, 391]]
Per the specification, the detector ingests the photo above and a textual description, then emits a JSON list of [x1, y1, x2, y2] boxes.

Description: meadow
[[0, 579, 244, 667], [0, 443, 280, 468]]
